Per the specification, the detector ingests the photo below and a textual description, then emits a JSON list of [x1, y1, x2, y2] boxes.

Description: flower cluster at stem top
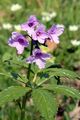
[[8, 15, 64, 69]]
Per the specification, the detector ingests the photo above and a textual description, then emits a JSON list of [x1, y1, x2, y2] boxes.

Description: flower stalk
[[27, 39, 33, 80], [20, 39, 33, 120]]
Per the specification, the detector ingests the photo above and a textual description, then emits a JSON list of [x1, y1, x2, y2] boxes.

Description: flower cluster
[[8, 15, 64, 69]]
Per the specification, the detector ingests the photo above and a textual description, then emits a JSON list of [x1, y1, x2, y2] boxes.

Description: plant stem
[[27, 39, 33, 80], [20, 39, 33, 120], [20, 96, 26, 120]]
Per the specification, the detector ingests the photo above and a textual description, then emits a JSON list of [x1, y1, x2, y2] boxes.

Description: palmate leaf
[[32, 89, 58, 120], [44, 68, 80, 79], [43, 84, 80, 99], [0, 86, 30, 106]]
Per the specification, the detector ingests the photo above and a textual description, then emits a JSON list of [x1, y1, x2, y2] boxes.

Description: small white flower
[[57, 24, 65, 28], [41, 11, 57, 22], [14, 24, 21, 31], [42, 16, 51, 22], [49, 12, 57, 18], [10, 4, 22, 12], [69, 25, 79, 31], [71, 39, 80, 46], [45, 16, 51, 22], [2, 23, 12, 29]]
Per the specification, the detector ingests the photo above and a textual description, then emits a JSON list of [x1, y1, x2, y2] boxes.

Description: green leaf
[[37, 68, 80, 86], [18, 75, 28, 83], [2, 52, 12, 62], [32, 89, 58, 120], [43, 84, 80, 99], [2, 53, 28, 68], [64, 112, 71, 120], [12, 56, 28, 68], [44, 68, 80, 79], [37, 75, 55, 86], [0, 86, 30, 106], [0, 72, 11, 78]]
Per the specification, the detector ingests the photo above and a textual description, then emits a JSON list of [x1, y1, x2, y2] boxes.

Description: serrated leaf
[[0, 86, 30, 106], [32, 89, 58, 120], [43, 84, 80, 99], [44, 68, 80, 79]]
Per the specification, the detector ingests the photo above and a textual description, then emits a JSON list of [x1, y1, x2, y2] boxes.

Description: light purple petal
[[40, 33, 48, 39], [37, 33, 48, 43], [32, 32, 37, 40], [21, 15, 39, 35], [26, 56, 35, 63], [8, 32, 29, 54], [26, 49, 51, 69], [16, 43, 24, 54], [41, 53, 52, 60], [35, 59, 45, 69], [27, 27, 35, 36], [38, 37, 45, 44], [8, 41, 18, 47], [28, 15, 38, 25], [32, 49, 41, 56], [21, 22, 36, 36], [11, 32, 19, 39], [45, 34, 53, 42], [51, 34, 59, 43], [22, 40, 29, 47], [53, 25, 64, 36], [48, 25, 64, 36], [21, 23, 28, 31], [32, 24, 47, 43], [37, 24, 46, 32]]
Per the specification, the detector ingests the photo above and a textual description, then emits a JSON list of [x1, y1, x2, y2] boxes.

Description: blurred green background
[[0, 0, 80, 119]]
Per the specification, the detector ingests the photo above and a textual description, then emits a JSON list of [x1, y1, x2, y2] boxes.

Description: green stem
[[20, 39, 33, 120], [27, 39, 33, 80]]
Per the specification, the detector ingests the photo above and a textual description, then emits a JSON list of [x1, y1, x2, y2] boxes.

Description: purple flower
[[48, 24, 64, 44], [26, 49, 51, 69], [21, 15, 38, 36], [32, 24, 48, 44], [8, 32, 29, 54]]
